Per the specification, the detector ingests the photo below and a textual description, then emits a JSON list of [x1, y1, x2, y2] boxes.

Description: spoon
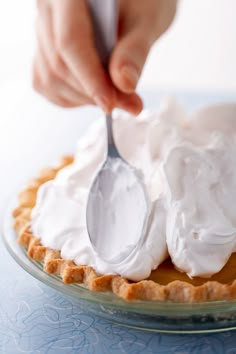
[[86, 0, 149, 263]]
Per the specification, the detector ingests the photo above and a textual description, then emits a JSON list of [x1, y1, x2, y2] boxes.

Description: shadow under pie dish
[[12, 155, 236, 303]]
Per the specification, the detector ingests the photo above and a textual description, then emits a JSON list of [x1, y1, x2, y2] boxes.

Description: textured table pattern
[[0, 236, 236, 354]]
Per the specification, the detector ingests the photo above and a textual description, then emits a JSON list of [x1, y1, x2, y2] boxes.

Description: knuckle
[[51, 54, 64, 75], [56, 26, 90, 54], [34, 64, 55, 91], [56, 28, 74, 52], [42, 70, 55, 89], [32, 53, 56, 93]]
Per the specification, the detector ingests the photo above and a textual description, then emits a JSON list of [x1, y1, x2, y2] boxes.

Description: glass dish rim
[[3, 198, 236, 318]]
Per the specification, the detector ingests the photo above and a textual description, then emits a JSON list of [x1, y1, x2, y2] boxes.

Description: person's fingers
[[110, 0, 177, 94], [36, 1, 86, 96], [115, 91, 143, 115], [51, 0, 116, 113], [109, 29, 152, 94], [33, 48, 94, 108], [35, 0, 177, 114], [33, 59, 74, 107]]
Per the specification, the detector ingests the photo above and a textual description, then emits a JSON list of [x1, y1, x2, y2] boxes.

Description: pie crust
[[12, 156, 236, 302]]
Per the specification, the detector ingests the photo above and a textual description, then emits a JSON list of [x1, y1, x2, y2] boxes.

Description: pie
[[12, 155, 236, 302]]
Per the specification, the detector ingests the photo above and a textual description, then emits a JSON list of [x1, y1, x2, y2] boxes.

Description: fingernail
[[94, 95, 110, 113], [121, 65, 139, 90]]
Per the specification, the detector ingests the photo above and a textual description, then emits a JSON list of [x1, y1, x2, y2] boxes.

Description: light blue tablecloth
[[1, 88, 236, 353], [1, 236, 236, 354]]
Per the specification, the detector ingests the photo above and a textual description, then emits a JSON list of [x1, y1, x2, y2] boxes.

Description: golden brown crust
[[12, 155, 236, 302]]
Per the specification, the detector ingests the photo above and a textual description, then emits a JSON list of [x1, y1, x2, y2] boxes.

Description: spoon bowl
[[86, 122, 149, 263]]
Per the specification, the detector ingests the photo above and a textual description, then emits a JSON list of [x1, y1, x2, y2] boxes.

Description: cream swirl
[[31, 99, 236, 280]]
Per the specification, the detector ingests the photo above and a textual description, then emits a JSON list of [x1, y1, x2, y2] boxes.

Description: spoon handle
[[88, 0, 118, 149], [88, 0, 117, 66]]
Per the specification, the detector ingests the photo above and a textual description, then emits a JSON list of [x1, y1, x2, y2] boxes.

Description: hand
[[33, 0, 177, 114]]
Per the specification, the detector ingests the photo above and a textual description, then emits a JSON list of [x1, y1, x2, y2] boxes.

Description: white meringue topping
[[31, 99, 236, 280]]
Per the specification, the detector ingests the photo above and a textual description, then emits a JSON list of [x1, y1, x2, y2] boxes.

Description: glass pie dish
[[3, 200, 236, 334]]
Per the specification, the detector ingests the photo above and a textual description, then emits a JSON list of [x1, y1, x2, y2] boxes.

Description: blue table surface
[[1, 89, 236, 353], [1, 236, 236, 354]]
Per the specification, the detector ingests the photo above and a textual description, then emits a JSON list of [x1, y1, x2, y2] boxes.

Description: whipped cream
[[31, 99, 236, 280]]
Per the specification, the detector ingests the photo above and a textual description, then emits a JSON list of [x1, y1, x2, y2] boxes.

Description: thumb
[[109, 26, 155, 94]]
